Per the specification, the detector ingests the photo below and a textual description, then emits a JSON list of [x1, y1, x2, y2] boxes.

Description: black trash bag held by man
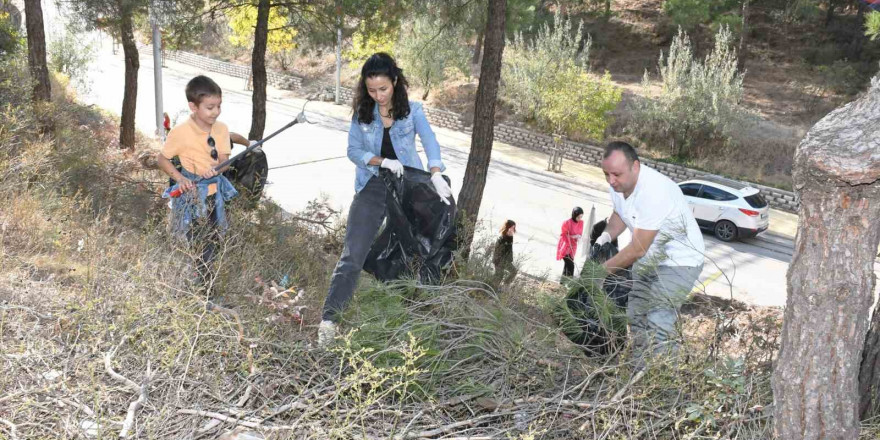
[[363, 167, 457, 284], [562, 219, 632, 356]]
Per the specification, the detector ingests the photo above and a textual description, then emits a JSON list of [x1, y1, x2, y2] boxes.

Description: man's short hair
[[603, 141, 639, 164], [185, 75, 222, 105]]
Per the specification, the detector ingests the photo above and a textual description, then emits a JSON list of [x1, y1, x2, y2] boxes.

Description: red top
[[556, 218, 584, 260]]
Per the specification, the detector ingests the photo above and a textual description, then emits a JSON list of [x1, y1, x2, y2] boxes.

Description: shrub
[[663, 0, 740, 31], [345, 15, 398, 67], [630, 26, 745, 159], [501, 11, 620, 140], [0, 11, 19, 57], [816, 60, 865, 96], [48, 25, 96, 94], [866, 11, 880, 41], [394, 17, 470, 100], [541, 66, 621, 140], [663, 0, 712, 31]]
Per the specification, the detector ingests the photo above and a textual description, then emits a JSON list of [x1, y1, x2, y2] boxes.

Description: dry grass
[[0, 65, 786, 439]]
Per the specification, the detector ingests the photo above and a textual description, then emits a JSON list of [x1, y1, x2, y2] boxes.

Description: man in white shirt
[[596, 141, 705, 362]]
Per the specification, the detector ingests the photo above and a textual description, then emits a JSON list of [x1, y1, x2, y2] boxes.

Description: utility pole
[[334, 1, 342, 105], [150, 1, 165, 142]]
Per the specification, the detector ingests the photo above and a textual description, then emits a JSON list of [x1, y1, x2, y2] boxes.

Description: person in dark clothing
[[318, 53, 451, 347], [492, 220, 517, 285]]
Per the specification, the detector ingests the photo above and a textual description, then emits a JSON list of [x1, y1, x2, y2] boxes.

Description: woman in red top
[[557, 207, 585, 278]]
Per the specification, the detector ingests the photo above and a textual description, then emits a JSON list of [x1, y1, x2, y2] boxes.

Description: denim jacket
[[348, 101, 446, 193], [163, 168, 238, 240]]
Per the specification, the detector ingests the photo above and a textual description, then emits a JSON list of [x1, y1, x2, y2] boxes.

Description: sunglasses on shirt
[[207, 135, 218, 160]]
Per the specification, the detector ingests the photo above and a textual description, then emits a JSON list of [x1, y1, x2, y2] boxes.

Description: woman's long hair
[[571, 207, 584, 222], [500, 220, 516, 237], [352, 53, 411, 124]]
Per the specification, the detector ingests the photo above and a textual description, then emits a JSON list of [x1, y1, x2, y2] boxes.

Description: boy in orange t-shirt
[[158, 75, 240, 288]]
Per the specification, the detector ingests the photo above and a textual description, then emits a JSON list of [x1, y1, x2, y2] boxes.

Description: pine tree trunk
[[24, 0, 50, 103], [456, 0, 507, 259], [118, 7, 139, 149], [825, 0, 836, 27], [848, 1, 866, 60], [472, 30, 483, 65], [738, 0, 749, 71], [249, 0, 270, 140], [772, 86, 880, 439], [860, 307, 880, 419]]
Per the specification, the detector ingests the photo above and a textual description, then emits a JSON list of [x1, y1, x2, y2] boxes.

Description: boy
[[157, 75, 239, 288]]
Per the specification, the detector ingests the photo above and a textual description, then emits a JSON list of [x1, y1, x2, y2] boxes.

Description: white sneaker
[[318, 320, 337, 348]]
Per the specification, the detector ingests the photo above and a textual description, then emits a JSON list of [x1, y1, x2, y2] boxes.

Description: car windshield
[[744, 193, 768, 208]]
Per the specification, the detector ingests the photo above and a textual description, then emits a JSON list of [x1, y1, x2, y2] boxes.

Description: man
[[596, 141, 705, 362]]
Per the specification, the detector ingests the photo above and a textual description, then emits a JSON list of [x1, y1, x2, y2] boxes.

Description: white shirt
[[609, 165, 705, 267]]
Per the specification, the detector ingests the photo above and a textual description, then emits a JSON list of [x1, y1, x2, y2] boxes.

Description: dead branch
[[0, 418, 18, 440], [104, 350, 139, 392]]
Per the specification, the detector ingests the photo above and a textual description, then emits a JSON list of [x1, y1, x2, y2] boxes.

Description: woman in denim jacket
[[319, 53, 452, 346]]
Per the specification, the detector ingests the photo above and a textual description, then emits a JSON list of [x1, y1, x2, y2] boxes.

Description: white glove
[[249, 139, 262, 153], [431, 172, 453, 205], [596, 231, 612, 246], [381, 158, 404, 178]]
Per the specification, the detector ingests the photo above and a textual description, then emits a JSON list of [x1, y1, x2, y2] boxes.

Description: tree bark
[[860, 305, 880, 419], [472, 30, 483, 65], [848, 0, 866, 60], [249, 0, 270, 140], [772, 85, 880, 439], [456, 0, 507, 259], [737, 0, 749, 71], [118, 6, 139, 149], [24, 0, 51, 103], [825, 0, 837, 27]]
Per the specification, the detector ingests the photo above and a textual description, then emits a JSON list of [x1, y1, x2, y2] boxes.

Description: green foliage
[[816, 60, 865, 96], [226, 5, 297, 53], [542, 67, 621, 140], [345, 15, 398, 66], [710, 14, 743, 36], [551, 261, 628, 345], [866, 11, 880, 41], [48, 25, 96, 94], [631, 26, 745, 159], [663, 0, 742, 31], [678, 358, 746, 428], [501, 11, 620, 140], [0, 11, 20, 57], [663, 0, 711, 31], [394, 18, 470, 99]]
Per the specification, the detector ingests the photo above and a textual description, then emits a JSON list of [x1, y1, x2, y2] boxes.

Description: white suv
[[678, 176, 770, 242]]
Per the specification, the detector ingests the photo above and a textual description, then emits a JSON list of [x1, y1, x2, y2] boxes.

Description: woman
[[557, 207, 585, 278], [492, 220, 517, 285], [319, 53, 452, 347]]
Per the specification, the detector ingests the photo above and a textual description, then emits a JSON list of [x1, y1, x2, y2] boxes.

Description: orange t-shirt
[[161, 116, 231, 175]]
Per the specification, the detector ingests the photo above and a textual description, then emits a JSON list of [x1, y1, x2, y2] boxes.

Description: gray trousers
[[322, 177, 387, 322], [628, 264, 703, 360]]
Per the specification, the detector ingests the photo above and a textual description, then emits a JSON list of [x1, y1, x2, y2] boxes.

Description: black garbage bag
[[561, 222, 632, 356], [363, 167, 457, 284], [223, 149, 269, 206]]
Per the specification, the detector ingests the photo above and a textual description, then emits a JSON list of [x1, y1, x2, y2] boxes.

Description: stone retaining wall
[[154, 49, 303, 90]]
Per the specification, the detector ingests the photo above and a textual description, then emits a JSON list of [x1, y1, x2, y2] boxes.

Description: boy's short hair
[[185, 75, 222, 105]]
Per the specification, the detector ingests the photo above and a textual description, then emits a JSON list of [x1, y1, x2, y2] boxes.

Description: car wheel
[[714, 220, 737, 242]]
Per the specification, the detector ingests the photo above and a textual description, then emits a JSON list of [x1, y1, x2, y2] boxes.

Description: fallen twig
[[0, 418, 18, 440]]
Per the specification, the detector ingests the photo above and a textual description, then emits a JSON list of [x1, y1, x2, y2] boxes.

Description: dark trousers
[[187, 197, 219, 287], [562, 255, 575, 277], [493, 262, 518, 285], [322, 177, 387, 322]]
